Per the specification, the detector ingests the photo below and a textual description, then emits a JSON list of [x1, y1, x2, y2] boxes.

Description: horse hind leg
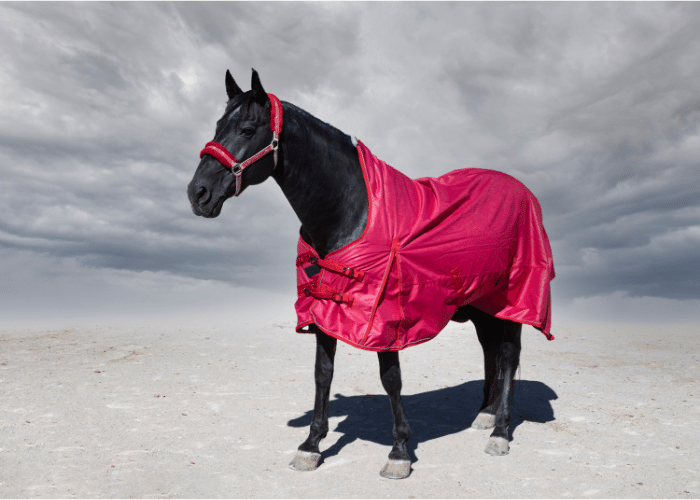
[[471, 307, 522, 456], [486, 320, 521, 456], [471, 333, 498, 430], [467, 306, 499, 430], [377, 350, 412, 479], [289, 329, 336, 471]]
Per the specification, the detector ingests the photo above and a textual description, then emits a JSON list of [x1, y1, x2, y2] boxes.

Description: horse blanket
[[295, 140, 555, 351]]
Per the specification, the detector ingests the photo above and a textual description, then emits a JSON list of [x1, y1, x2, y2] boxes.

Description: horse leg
[[484, 320, 521, 456], [472, 324, 498, 430], [289, 329, 337, 471], [471, 308, 522, 456], [377, 350, 412, 479]]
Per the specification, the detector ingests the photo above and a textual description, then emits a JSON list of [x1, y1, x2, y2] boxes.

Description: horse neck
[[272, 103, 368, 258]]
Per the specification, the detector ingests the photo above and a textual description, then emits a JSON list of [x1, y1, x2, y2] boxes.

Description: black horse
[[188, 70, 528, 479]]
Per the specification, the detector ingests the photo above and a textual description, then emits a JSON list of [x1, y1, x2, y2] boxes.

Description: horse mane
[[221, 95, 349, 147], [280, 101, 351, 146]]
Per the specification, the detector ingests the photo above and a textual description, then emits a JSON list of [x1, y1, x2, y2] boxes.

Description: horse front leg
[[377, 350, 412, 479], [289, 329, 337, 471]]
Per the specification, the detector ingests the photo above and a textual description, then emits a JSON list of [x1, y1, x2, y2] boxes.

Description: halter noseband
[[199, 93, 283, 197]]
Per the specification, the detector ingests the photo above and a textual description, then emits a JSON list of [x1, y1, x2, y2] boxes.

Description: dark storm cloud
[[433, 2, 700, 301], [0, 2, 323, 295], [1, 2, 699, 324]]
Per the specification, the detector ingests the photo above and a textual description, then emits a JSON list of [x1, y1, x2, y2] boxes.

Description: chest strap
[[296, 253, 365, 282], [298, 279, 355, 307]]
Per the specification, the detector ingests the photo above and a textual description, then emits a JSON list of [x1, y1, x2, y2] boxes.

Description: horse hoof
[[379, 459, 411, 479], [472, 413, 496, 430], [289, 450, 322, 471], [485, 436, 509, 456]]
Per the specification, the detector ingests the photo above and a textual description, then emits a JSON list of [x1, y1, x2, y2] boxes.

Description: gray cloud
[[1, 2, 699, 325]]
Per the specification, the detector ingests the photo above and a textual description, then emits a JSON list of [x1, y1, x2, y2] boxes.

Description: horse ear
[[251, 68, 269, 107], [225, 70, 243, 100]]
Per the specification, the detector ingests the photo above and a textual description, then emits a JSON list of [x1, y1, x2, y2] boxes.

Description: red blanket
[[295, 141, 555, 351]]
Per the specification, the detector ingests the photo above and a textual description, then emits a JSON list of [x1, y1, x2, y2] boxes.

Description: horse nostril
[[196, 186, 211, 205]]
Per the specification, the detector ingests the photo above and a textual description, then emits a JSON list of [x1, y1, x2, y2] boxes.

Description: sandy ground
[[1, 317, 699, 498]]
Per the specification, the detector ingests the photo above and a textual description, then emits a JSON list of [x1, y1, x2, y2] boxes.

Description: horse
[[187, 69, 555, 479]]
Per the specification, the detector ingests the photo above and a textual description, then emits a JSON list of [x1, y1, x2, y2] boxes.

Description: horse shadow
[[287, 380, 557, 463]]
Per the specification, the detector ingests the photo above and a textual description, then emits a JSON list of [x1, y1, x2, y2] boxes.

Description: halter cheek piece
[[199, 93, 283, 197]]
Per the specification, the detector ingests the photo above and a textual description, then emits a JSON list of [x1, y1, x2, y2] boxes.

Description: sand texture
[[1, 320, 698, 498]]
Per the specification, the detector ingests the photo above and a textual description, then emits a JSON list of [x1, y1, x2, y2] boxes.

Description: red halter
[[199, 93, 283, 197]]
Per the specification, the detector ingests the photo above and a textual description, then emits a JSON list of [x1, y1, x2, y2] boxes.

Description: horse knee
[[380, 366, 402, 394], [314, 361, 334, 388], [378, 352, 402, 393], [314, 333, 336, 387]]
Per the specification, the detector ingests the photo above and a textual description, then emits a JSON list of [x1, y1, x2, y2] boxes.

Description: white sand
[[1, 318, 698, 498]]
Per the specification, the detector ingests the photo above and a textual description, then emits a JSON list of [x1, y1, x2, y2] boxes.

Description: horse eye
[[240, 127, 256, 137]]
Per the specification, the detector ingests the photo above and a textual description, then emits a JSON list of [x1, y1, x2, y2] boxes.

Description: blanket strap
[[296, 253, 365, 281], [298, 279, 354, 307]]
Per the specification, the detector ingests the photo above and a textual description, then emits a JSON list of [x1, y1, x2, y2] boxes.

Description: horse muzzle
[[188, 180, 222, 218]]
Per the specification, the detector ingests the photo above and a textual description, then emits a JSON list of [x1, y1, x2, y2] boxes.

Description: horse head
[[188, 69, 278, 218]]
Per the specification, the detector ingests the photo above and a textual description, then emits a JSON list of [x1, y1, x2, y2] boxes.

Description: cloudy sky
[[1, 2, 699, 329]]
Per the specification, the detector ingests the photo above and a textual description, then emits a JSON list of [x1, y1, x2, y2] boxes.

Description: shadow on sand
[[287, 379, 557, 463]]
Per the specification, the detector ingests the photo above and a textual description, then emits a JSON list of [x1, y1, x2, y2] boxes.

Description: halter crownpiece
[[199, 93, 283, 197]]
